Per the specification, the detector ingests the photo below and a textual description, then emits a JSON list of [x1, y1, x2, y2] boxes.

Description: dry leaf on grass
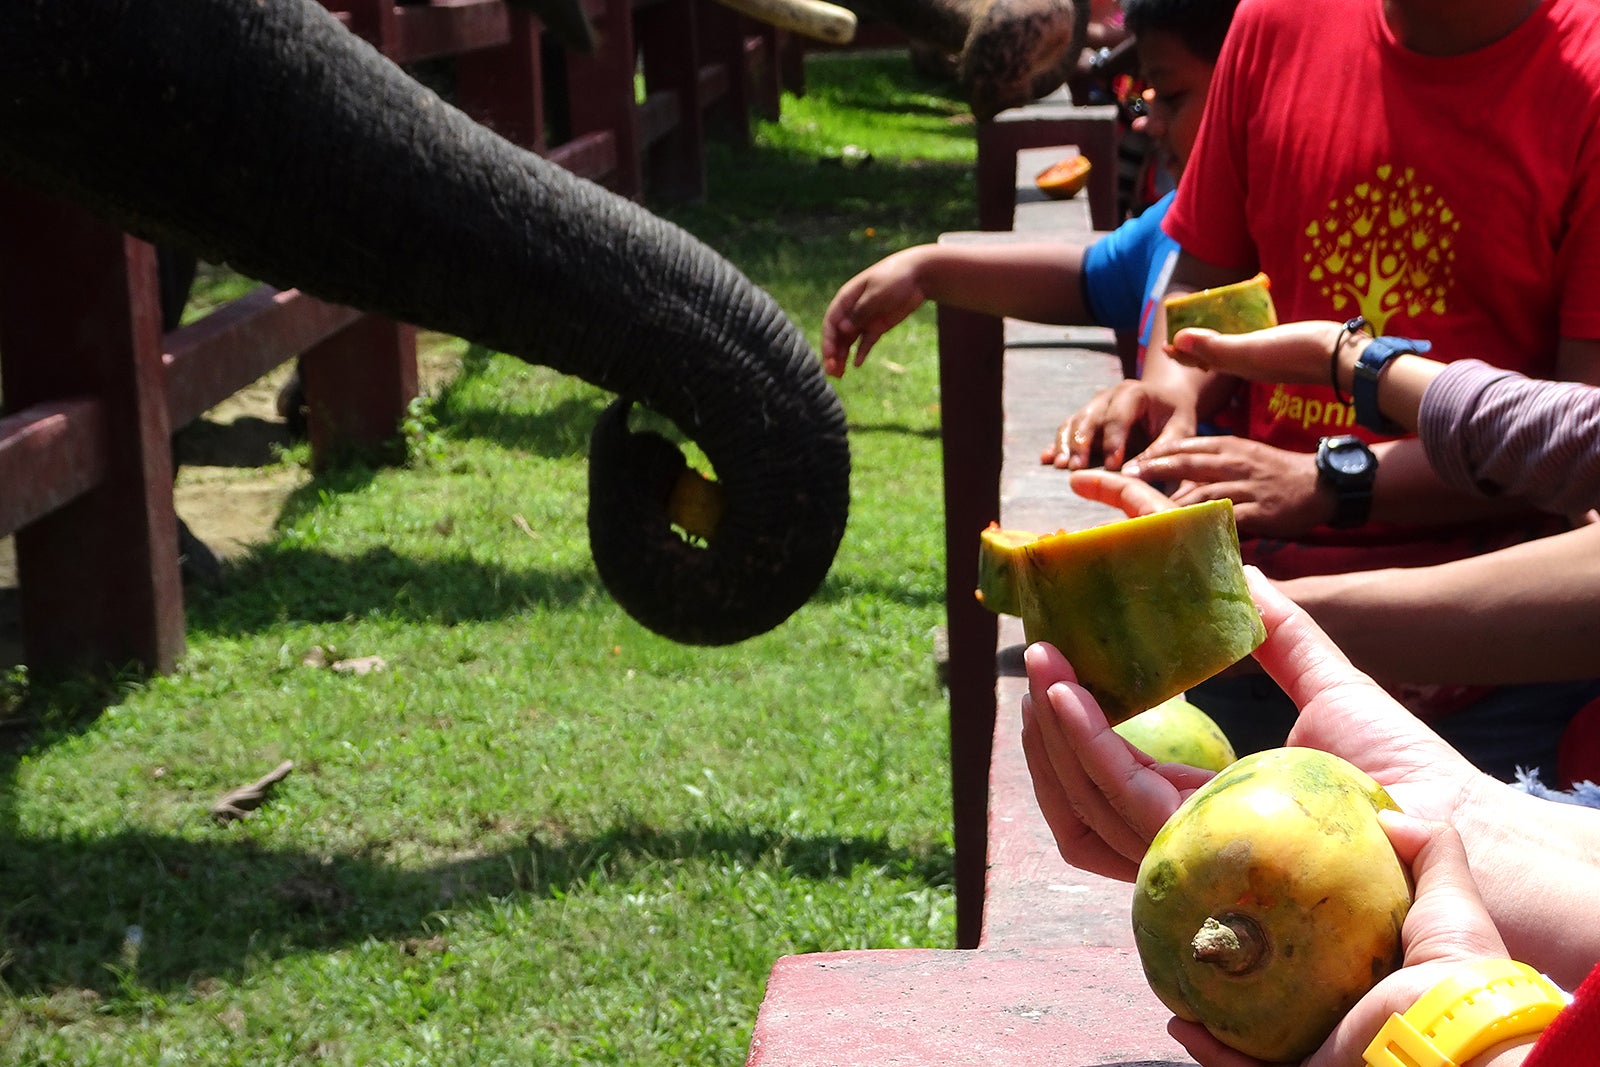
[[211, 759, 294, 823], [301, 646, 386, 674]]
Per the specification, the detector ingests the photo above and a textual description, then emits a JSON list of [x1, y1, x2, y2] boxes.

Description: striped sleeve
[[1419, 360, 1600, 516]]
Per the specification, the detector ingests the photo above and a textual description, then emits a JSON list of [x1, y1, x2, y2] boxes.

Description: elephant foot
[[275, 367, 309, 441], [908, 39, 960, 83], [178, 516, 224, 588]]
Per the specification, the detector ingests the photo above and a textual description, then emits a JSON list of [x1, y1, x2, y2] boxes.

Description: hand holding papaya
[[1024, 565, 1600, 993], [1020, 567, 1481, 882], [1165, 811, 1521, 1067]]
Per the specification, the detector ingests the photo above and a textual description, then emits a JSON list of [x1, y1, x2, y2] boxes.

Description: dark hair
[[1121, 0, 1240, 63]]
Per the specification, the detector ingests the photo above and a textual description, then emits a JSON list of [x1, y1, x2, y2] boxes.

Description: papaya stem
[[1191, 913, 1267, 975]]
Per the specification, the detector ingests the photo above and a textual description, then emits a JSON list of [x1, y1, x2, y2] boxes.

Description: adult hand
[[1122, 436, 1332, 536], [1039, 379, 1198, 471], [820, 248, 928, 377], [1067, 468, 1176, 518], [1166, 321, 1346, 385], [1168, 813, 1519, 1067], [1020, 567, 1484, 883]]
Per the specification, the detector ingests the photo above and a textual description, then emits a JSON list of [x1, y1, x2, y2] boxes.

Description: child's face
[[1133, 29, 1218, 179]]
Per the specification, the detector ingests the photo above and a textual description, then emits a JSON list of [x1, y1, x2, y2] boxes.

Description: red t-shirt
[[1162, 0, 1600, 718], [1526, 960, 1600, 1066], [1167, 0, 1600, 458]]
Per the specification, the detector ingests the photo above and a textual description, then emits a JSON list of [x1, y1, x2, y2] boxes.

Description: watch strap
[[1364, 959, 1570, 1067], [1353, 335, 1432, 434]]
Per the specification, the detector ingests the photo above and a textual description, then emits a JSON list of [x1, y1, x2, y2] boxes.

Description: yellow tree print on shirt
[[1302, 164, 1459, 336]]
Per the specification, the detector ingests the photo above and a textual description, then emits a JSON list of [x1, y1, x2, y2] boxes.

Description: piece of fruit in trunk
[[1132, 747, 1413, 1062], [1009, 500, 1265, 724], [1163, 272, 1278, 336]]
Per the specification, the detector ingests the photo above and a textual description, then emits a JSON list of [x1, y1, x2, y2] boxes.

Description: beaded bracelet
[[1331, 316, 1368, 404]]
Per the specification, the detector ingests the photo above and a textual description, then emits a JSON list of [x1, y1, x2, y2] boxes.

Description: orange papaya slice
[[1035, 154, 1092, 200], [1014, 500, 1265, 724], [1163, 272, 1278, 337]]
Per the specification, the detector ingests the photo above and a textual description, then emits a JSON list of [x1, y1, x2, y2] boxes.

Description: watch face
[[1327, 444, 1371, 475]]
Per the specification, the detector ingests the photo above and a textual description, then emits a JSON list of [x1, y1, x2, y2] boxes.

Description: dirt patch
[[2, 339, 462, 668]]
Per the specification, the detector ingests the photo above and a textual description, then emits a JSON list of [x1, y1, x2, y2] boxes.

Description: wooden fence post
[[0, 184, 185, 675]]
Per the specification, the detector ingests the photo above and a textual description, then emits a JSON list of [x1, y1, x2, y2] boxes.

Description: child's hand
[[820, 250, 929, 377]]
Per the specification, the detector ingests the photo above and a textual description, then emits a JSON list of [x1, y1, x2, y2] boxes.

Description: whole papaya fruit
[[1113, 695, 1236, 772], [1132, 747, 1412, 1062]]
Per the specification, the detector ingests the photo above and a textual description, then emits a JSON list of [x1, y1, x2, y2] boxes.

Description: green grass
[[0, 51, 977, 1065]]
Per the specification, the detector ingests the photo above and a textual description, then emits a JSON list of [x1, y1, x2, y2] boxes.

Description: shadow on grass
[[0, 817, 951, 996], [179, 547, 945, 636], [843, 419, 942, 439], [183, 545, 604, 636]]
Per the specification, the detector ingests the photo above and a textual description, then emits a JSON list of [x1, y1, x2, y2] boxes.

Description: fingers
[[1166, 1019, 1266, 1067], [1021, 694, 1142, 882], [820, 277, 867, 377], [1166, 321, 1344, 385], [1045, 397, 1109, 469], [1164, 326, 1223, 370], [1381, 810, 1509, 964], [852, 327, 882, 369], [1098, 386, 1158, 469], [1243, 567, 1367, 710], [1068, 469, 1176, 518], [1121, 435, 1228, 483], [1247, 570, 1470, 789], [1021, 642, 1193, 879]]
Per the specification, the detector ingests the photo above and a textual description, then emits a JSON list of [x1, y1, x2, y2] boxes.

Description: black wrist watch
[[1316, 435, 1377, 528], [1353, 335, 1432, 434]]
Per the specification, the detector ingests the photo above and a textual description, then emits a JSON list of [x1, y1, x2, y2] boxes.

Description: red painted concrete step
[[745, 946, 1194, 1066]]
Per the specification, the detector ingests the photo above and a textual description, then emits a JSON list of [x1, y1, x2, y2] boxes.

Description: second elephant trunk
[[0, 0, 851, 645]]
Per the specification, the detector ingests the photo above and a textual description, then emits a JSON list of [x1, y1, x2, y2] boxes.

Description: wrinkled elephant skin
[[845, 0, 1086, 118]]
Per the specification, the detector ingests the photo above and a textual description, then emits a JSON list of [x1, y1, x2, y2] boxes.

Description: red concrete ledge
[[745, 946, 1194, 1066]]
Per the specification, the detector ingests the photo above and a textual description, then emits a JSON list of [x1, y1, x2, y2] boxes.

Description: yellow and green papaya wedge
[[975, 522, 1043, 617], [1163, 272, 1278, 337], [1014, 500, 1265, 724]]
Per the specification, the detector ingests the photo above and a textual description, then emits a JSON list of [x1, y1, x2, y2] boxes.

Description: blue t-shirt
[[1081, 191, 1178, 361]]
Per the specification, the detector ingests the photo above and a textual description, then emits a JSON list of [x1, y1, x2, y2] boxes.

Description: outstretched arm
[[1169, 323, 1600, 516], [821, 240, 1089, 376], [1279, 521, 1600, 685]]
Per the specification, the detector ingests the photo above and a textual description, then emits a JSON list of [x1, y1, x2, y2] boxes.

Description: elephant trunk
[[845, 0, 975, 53], [0, 0, 851, 645]]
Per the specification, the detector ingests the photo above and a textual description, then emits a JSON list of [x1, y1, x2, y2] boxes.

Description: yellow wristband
[[1364, 959, 1571, 1067]]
